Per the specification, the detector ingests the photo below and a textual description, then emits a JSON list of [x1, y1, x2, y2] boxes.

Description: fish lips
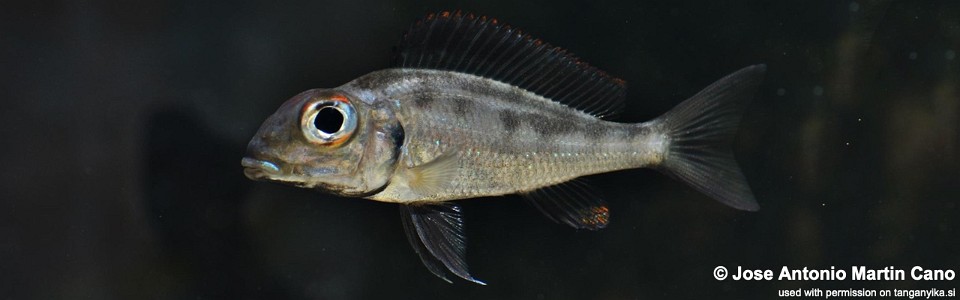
[[241, 157, 281, 180]]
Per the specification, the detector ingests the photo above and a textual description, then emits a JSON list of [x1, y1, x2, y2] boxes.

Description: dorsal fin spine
[[538, 61, 579, 99], [459, 17, 491, 70], [588, 82, 617, 114], [591, 83, 618, 116], [477, 27, 516, 77], [563, 73, 602, 110], [488, 28, 523, 77], [451, 16, 486, 70], [499, 35, 547, 82], [561, 80, 593, 111], [554, 73, 583, 104], [429, 17, 451, 69], [588, 77, 616, 108], [430, 14, 454, 69], [530, 57, 571, 94], [516, 47, 566, 89], [503, 42, 550, 84], [416, 15, 440, 67], [444, 13, 474, 70], [490, 34, 535, 78], [529, 55, 563, 95], [462, 23, 504, 72], [514, 48, 556, 88], [597, 83, 614, 115], [410, 14, 431, 67], [437, 12, 467, 69]]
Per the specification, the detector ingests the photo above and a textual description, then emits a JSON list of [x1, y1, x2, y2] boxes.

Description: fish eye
[[300, 95, 357, 146], [314, 105, 344, 134]]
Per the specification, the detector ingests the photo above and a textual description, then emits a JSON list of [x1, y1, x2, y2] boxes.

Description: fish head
[[242, 88, 401, 197]]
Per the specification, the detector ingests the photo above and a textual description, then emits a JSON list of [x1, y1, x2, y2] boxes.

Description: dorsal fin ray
[[396, 11, 627, 119]]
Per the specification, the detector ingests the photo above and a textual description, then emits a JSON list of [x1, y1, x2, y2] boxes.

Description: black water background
[[1, 1, 958, 299]]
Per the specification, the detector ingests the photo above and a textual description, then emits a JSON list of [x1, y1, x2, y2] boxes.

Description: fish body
[[342, 69, 664, 203], [242, 11, 765, 284]]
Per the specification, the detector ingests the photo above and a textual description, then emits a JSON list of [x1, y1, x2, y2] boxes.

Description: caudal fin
[[654, 65, 766, 211]]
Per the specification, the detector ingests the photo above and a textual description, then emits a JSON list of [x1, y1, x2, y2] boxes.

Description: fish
[[242, 11, 765, 285]]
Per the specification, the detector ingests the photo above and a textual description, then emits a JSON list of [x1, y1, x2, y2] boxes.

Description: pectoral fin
[[400, 203, 486, 285], [401, 153, 460, 197], [521, 179, 610, 230]]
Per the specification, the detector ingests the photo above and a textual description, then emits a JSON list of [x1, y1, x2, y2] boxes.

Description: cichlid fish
[[242, 11, 765, 284]]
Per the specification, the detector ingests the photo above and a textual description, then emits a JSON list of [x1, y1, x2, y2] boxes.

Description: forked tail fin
[[654, 65, 766, 211]]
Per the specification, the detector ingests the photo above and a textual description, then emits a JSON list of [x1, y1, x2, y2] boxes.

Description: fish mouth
[[242, 157, 281, 180]]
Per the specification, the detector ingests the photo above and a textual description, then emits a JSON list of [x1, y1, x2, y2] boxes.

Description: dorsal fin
[[396, 11, 627, 119]]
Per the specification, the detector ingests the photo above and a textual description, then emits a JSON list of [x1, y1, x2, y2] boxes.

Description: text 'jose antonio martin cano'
[[731, 265, 956, 281]]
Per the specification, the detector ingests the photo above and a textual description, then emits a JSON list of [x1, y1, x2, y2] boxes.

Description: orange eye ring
[[300, 94, 357, 147]]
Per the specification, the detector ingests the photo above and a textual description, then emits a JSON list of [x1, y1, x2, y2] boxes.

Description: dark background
[[2, 0, 958, 299]]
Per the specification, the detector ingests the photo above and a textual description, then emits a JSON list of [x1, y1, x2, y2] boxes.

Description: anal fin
[[521, 179, 610, 230], [400, 203, 486, 285]]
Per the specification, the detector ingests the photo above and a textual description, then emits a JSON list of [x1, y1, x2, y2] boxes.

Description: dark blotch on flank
[[452, 98, 472, 116], [414, 94, 436, 108], [499, 110, 521, 132], [526, 114, 577, 136]]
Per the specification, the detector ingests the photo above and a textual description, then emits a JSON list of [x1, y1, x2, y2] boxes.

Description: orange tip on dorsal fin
[[396, 11, 627, 119]]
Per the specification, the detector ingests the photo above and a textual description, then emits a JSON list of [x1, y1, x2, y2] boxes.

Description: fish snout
[[241, 157, 281, 180]]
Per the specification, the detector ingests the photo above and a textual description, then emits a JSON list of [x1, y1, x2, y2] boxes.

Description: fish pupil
[[314, 105, 344, 134]]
